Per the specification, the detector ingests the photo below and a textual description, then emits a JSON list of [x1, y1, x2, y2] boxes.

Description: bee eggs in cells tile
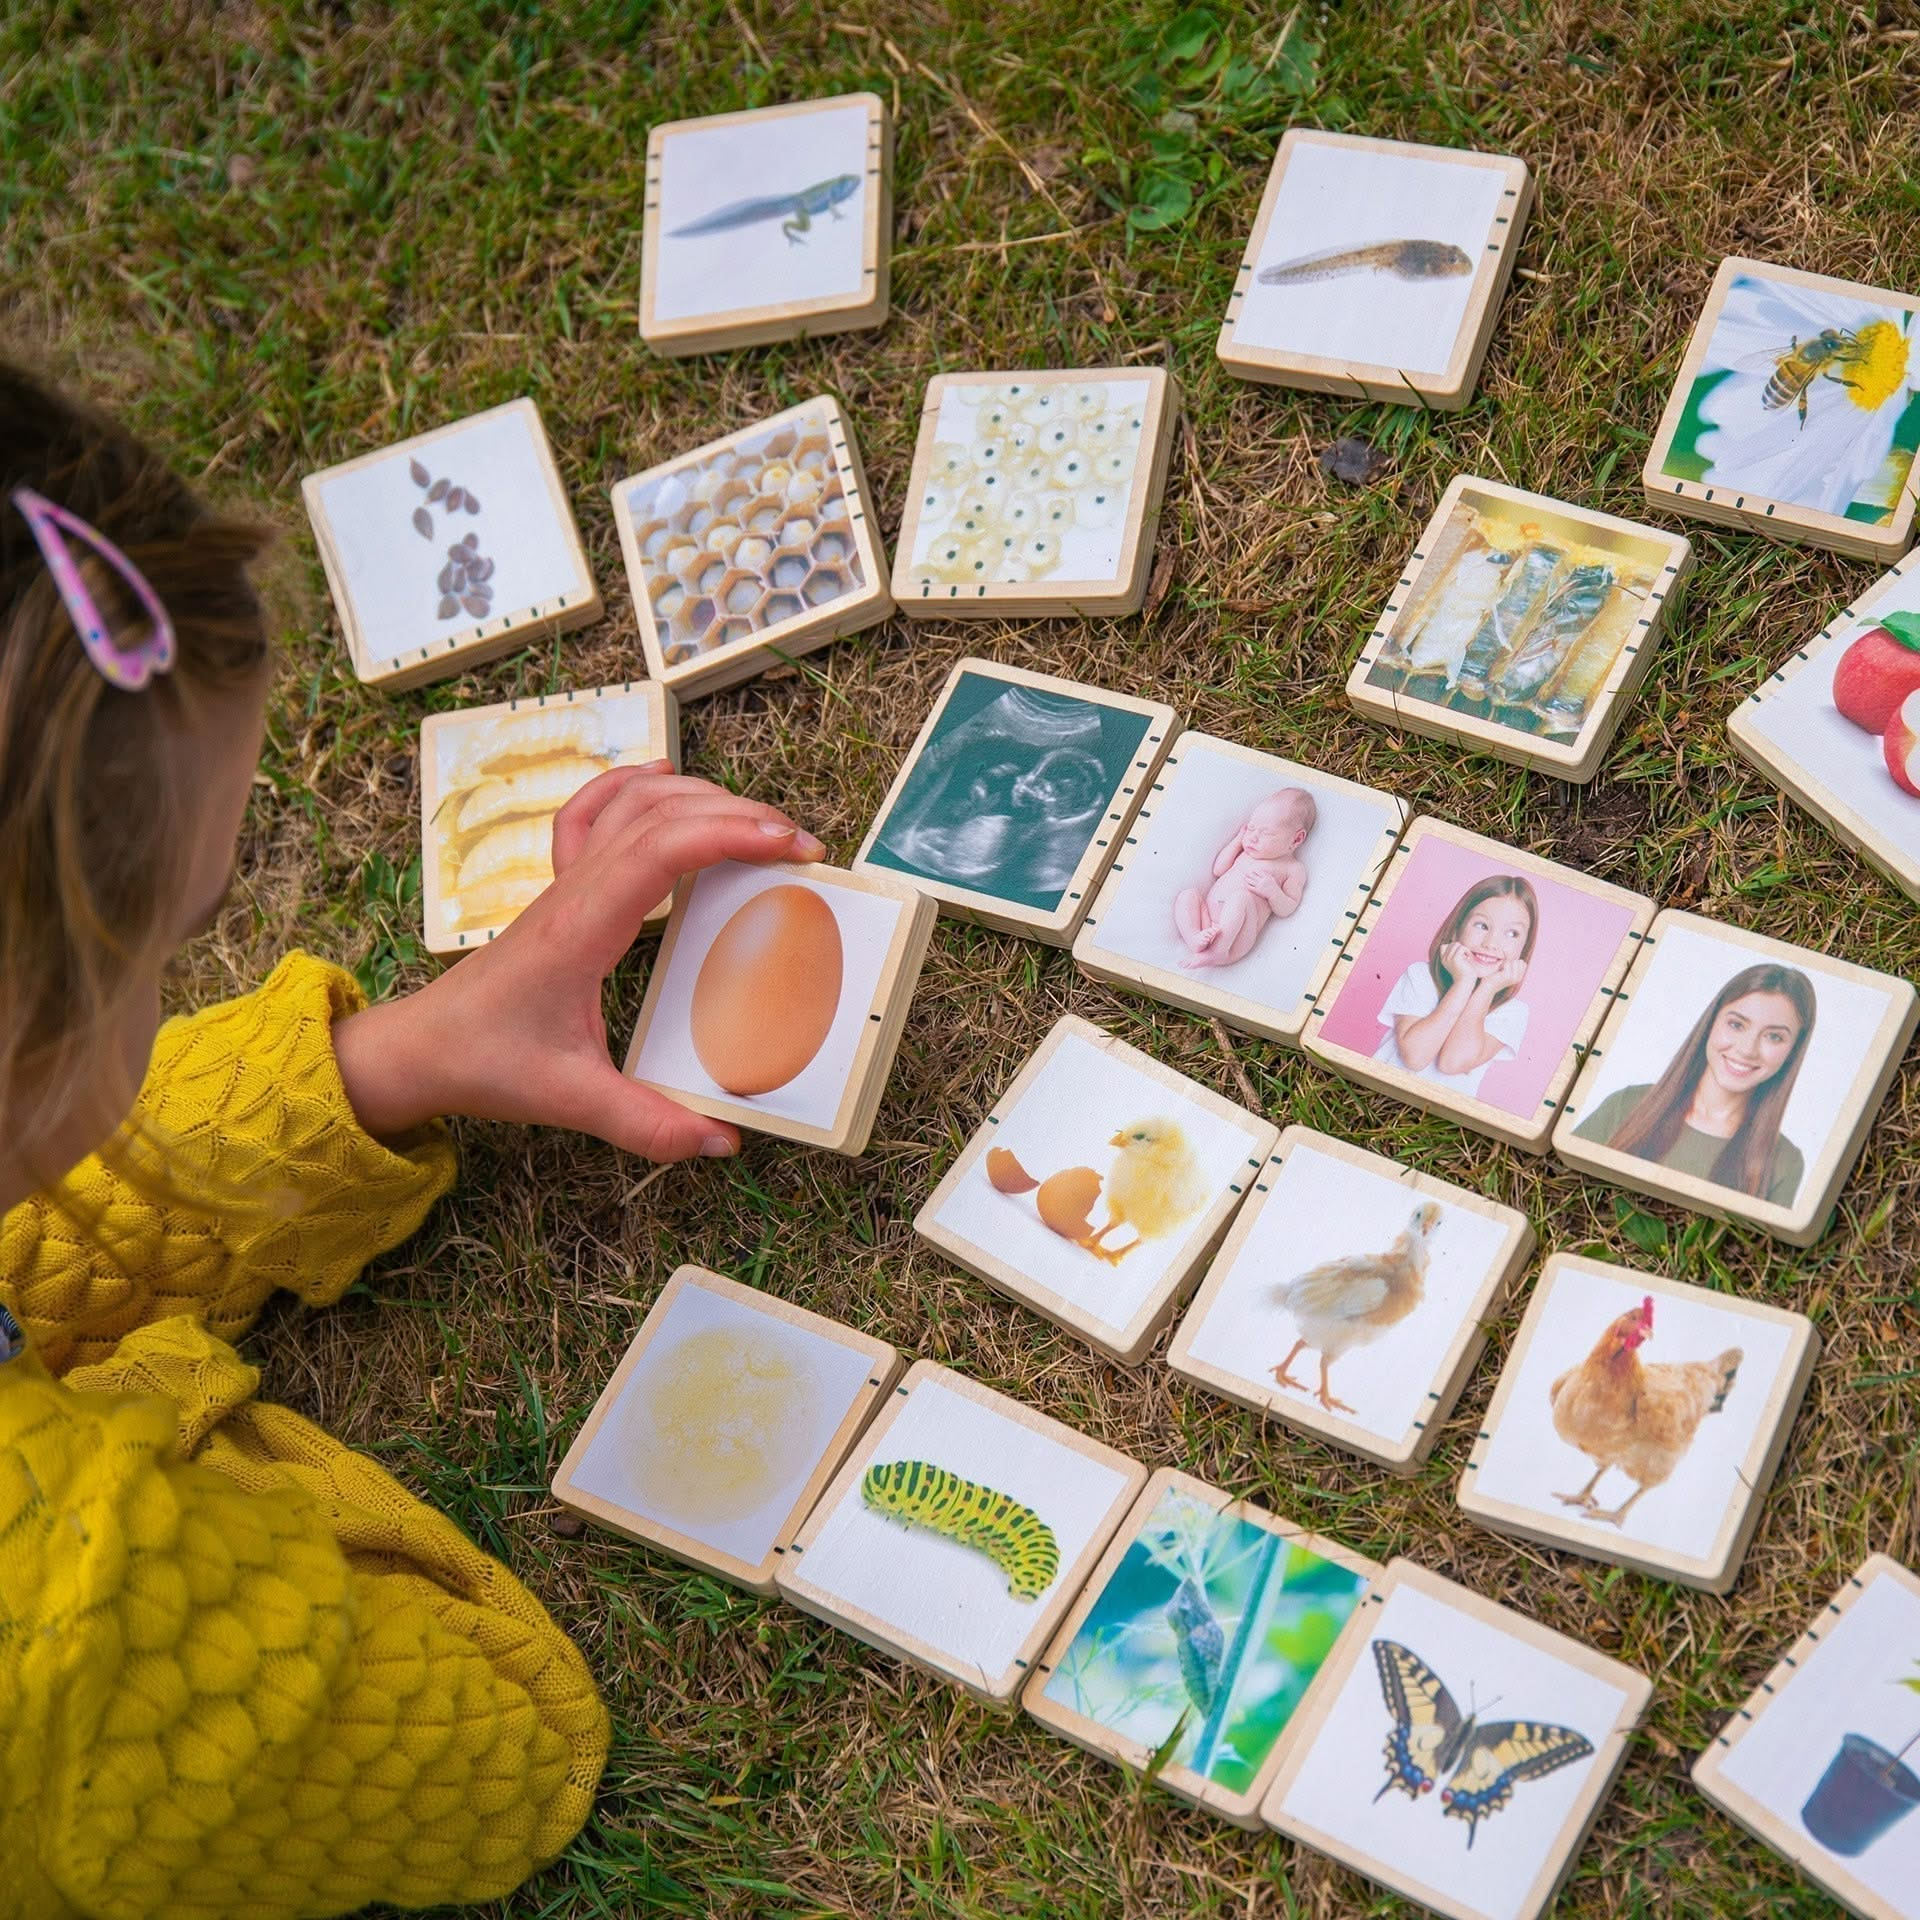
[[621, 859, 931, 1153], [1263, 1563, 1650, 1920], [1168, 1129, 1533, 1471], [1458, 1256, 1814, 1591], [776, 1362, 1146, 1707], [915, 1018, 1278, 1366]]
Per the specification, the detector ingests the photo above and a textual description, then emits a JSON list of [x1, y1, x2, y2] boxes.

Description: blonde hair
[[1, 361, 273, 1177]]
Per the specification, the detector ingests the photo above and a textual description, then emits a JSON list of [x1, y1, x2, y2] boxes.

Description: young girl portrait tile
[[1555, 911, 1918, 1243], [1307, 819, 1652, 1150], [1169, 1128, 1533, 1472], [1459, 1255, 1815, 1592], [916, 1017, 1276, 1366], [1073, 734, 1406, 1046]]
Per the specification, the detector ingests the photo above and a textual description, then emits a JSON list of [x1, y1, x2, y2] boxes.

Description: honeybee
[[1737, 328, 1874, 428]]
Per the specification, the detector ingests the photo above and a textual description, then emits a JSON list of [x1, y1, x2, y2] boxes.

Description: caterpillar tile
[[776, 1360, 1147, 1708]]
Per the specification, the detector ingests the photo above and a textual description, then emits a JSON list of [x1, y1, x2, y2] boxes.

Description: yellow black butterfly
[[1371, 1639, 1594, 1848]]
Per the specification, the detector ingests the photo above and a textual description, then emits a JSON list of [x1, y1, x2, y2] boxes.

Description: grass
[[6, 2, 1919, 1914]]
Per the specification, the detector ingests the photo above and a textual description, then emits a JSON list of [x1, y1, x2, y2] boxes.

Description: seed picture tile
[[915, 1016, 1278, 1367], [1304, 817, 1654, 1152], [550, 1265, 899, 1595], [1729, 550, 1920, 902], [621, 859, 935, 1156], [776, 1360, 1147, 1708], [855, 658, 1178, 943], [1073, 734, 1407, 1046], [1642, 257, 1920, 563], [1554, 909, 1919, 1245], [1458, 1254, 1816, 1593], [1216, 128, 1532, 411], [419, 681, 679, 955], [611, 395, 890, 700], [1024, 1468, 1379, 1827], [1168, 1128, 1534, 1473], [1694, 1556, 1920, 1920], [890, 368, 1178, 617], [640, 92, 891, 357], [1347, 476, 1693, 782], [302, 398, 601, 691], [1262, 1559, 1652, 1920]]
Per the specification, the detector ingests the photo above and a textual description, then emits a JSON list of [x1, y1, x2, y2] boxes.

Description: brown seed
[[448, 565, 467, 593], [437, 595, 459, 619], [412, 508, 434, 539], [464, 492, 480, 514], [550, 1511, 586, 1539], [462, 530, 479, 550], [446, 544, 467, 561], [461, 593, 489, 617], [437, 562, 456, 592], [409, 458, 430, 488], [445, 486, 465, 511], [427, 477, 449, 502], [469, 557, 494, 582]]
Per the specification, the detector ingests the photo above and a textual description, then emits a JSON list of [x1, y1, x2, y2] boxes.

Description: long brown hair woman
[[1573, 963, 1818, 1204]]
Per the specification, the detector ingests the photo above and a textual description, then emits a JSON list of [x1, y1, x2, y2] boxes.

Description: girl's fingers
[[573, 1065, 742, 1163], [550, 763, 671, 874]]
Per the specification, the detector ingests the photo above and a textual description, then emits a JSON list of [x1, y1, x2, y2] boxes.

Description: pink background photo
[[1318, 834, 1638, 1117]]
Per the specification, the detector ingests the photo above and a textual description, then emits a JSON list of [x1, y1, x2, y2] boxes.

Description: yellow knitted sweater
[[0, 954, 609, 1920]]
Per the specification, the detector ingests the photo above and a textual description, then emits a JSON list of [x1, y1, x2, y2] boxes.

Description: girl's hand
[[1487, 955, 1528, 996], [333, 762, 826, 1161], [1439, 940, 1484, 982]]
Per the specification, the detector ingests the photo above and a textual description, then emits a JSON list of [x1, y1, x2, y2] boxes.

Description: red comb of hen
[[1640, 1295, 1655, 1323]]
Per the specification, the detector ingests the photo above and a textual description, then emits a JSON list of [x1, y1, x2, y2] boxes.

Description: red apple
[[1833, 609, 1920, 733], [1884, 688, 1920, 798]]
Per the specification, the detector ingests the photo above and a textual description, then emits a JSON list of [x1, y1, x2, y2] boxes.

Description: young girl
[[0, 363, 827, 1918], [1373, 874, 1538, 1098], [1572, 963, 1816, 1205]]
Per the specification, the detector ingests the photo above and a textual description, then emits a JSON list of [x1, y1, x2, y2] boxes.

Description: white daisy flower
[[1688, 275, 1916, 521]]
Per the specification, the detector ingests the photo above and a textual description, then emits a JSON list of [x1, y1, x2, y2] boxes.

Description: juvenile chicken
[[1269, 1201, 1442, 1414], [986, 1117, 1207, 1265], [1549, 1294, 1742, 1527]]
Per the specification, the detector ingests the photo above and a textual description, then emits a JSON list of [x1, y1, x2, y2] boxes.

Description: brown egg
[[690, 883, 845, 1095], [986, 1146, 1037, 1194], [1035, 1167, 1102, 1239]]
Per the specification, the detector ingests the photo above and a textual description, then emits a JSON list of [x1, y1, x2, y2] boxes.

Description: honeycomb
[[623, 404, 863, 665], [431, 697, 661, 935], [906, 377, 1148, 591]]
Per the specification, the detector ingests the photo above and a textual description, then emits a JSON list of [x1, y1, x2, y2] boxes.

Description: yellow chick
[[1082, 1116, 1209, 1265]]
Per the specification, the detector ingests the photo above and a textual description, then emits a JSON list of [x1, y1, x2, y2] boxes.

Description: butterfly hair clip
[[11, 486, 177, 691]]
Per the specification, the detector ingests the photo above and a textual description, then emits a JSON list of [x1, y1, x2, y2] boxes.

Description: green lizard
[[669, 173, 862, 247]]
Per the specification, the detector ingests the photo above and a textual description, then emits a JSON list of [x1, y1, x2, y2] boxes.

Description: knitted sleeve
[[0, 953, 457, 1376], [0, 1327, 604, 1919]]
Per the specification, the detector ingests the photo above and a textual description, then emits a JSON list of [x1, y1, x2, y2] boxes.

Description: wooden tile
[[915, 1016, 1278, 1367], [550, 1265, 898, 1595]]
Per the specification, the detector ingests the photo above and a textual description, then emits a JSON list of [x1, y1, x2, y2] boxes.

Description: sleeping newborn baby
[[1173, 787, 1317, 969]]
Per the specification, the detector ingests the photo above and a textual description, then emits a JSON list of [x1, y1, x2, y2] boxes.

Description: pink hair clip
[[10, 486, 177, 691]]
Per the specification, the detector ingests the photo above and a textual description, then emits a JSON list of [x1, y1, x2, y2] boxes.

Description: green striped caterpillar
[[860, 1460, 1060, 1600]]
